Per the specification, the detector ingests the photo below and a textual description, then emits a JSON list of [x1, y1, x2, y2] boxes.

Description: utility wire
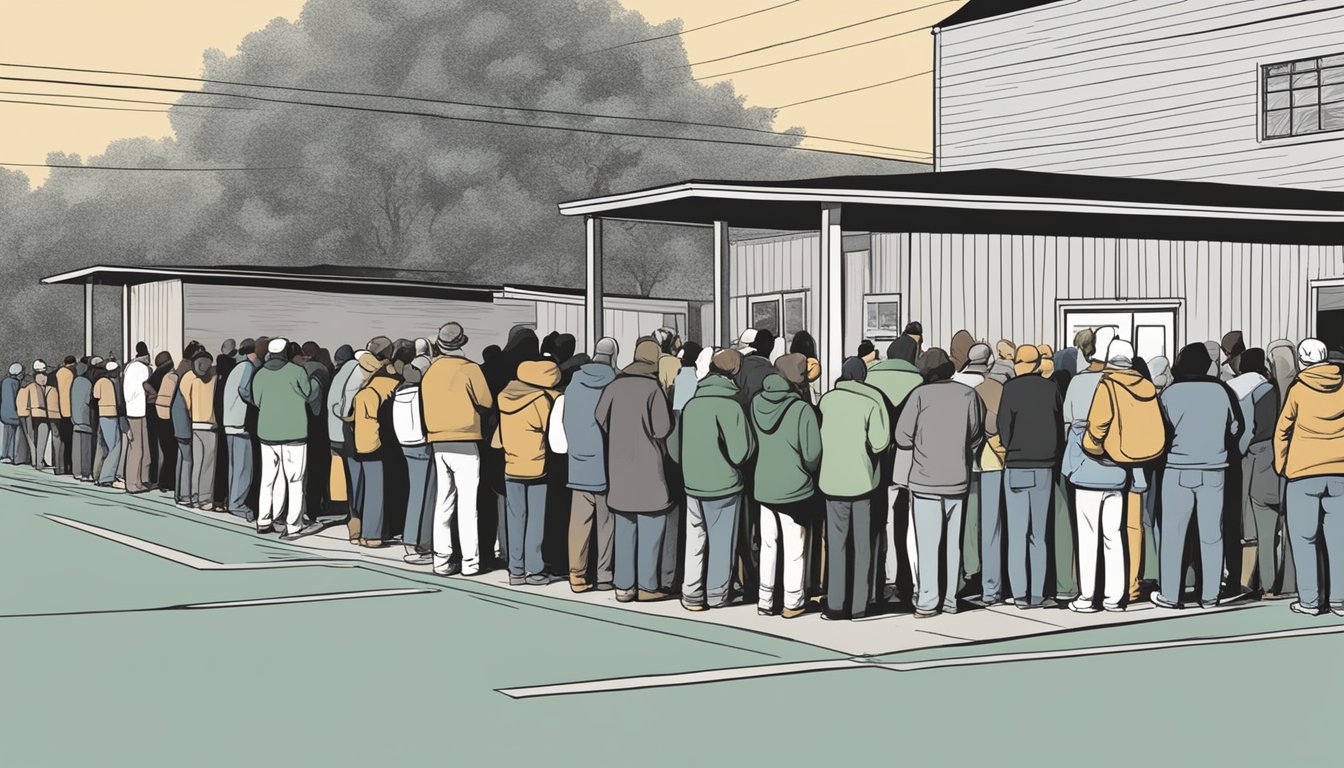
[[573, 0, 802, 57], [774, 70, 933, 110], [0, 162, 301, 171], [675, 1, 957, 69], [695, 25, 927, 81], [0, 89, 253, 110], [0, 98, 170, 113], [0, 61, 928, 157], [0, 73, 926, 162]]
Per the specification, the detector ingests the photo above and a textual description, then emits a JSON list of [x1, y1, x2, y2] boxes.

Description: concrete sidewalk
[[4, 462, 1258, 657]]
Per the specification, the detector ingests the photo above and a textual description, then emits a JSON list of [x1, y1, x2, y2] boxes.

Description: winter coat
[[988, 359, 1016, 386], [55, 365, 75, 419], [1275, 364, 1344, 480], [555, 362, 617, 493], [0, 375, 19, 426], [1160, 380, 1242, 470], [999, 373, 1064, 469], [735, 354, 776, 409], [1084, 368, 1162, 465], [169, 383, 191, 441], [221, 359, 258, 435], [669, 375, 757, 499], [894, 380, 985, 497], [422, 353, 493, 443], [17, 382, 46, 419], [866, 359, 923, 415], [353, 373, 400, 456], [155, 366, 184, 421], [671, 366, 699, 413], [492, 361, 560, 479], [326, 359, 362, 444], [179, 362, 218, 428], [70, 368, 94, 431], [392, 385, 427, 447], [249, 357, 313, 444], [123, 358, 152, 419], [1061, 370, 1125, 490], [750, 375, 821, 506], [1228, 372, 1277, 454], [819, 380, 892, 498], [93, 376, 120, 419], [595, 371, 674, 514]]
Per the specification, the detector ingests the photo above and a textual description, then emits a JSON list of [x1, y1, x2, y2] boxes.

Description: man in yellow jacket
[[1275, 339, 1344, 617], [423, 322, 494, 577], [493, 359, 561, 586], [352, 366, 401, 547]]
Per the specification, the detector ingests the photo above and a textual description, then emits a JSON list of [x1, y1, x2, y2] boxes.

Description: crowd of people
[[3, 319, 1342, 620]]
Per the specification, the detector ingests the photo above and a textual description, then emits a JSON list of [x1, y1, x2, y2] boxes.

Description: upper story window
[[1263, 54, 1344, 139]]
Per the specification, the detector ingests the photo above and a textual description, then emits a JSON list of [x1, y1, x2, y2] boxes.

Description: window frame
[[1260, 53, 1344, 143], [746, 291, 808, 341], [862, 293, 903, 342]]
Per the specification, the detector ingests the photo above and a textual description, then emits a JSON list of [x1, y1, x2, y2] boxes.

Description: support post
[[585, 216, 604, 353], [121, 283, 130, 363], [84, 280, 94, 357], [820, 204, 844, 392], [713, 220, 731, 347]]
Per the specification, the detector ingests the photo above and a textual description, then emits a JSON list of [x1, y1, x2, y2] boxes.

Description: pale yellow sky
[[1, 0, 957, 185]]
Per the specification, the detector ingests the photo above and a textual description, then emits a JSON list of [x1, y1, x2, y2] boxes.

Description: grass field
[[2, 463, 1340, 766]]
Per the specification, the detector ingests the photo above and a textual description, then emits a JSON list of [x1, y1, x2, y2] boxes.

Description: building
[[559, 0, 1344, 385], [935, 0, 1344, 190], [41, 265, 694, 366]]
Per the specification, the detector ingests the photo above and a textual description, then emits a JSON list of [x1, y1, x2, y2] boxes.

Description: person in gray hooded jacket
[[222, 339, 260, 521], [2, 362, 22, 464], [69, 362, 95, 480]]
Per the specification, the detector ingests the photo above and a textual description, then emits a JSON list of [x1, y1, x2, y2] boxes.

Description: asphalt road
[[1, 463, 1339, 766]]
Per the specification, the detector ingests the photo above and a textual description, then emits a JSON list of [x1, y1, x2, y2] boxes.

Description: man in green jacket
[[866, 335, 925, 605], [243, 338, 316, 539], [818, 363, 892, 620], [751, 364, 821, 618], [669, 349, 756, 611]]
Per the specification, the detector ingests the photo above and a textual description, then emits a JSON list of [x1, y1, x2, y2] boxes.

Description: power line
[[675, 1, 957, 69], [695, 25, 927, 81], [0, 97, 170, 113], [774, 70, 933, 110], [0, 89, 253, 110], [573, 0, 802, 57], [0, 61, 928, 158], [0, 162, 301, 171], [0, 73, 926, 163]]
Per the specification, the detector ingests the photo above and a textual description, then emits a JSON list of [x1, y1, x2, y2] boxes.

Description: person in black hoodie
[[146, 351, 174, 488]]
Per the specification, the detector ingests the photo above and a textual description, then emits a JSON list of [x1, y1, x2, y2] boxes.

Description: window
[[863, 294, 902, 340], [747, 292, 808, 340], [1263, 54, 1344, 139]]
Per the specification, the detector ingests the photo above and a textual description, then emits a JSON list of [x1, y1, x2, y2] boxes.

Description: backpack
[[1094, 375, 1164, 464]]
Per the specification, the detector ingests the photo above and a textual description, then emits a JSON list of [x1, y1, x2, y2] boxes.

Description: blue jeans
[[355, 458, 384, 540], [1160, 468, 1225, 605], [174, 438, 192, 503], [226, 434, 254, 518], [912, 493, 964, 615], [1286, 475, 1344, 610], [1, 422, 16, 462], [682, 495, 740, 608], [402, 445, 435, 551], [978, 471, 1004, 600], [613, 511, 668, 593], [1005, 468, 1052, 604], [97, 418, 122, 485], [505, 479, 547, 577]]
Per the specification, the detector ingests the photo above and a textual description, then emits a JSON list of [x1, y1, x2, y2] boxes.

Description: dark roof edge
[[936, 0, 1066, 30]]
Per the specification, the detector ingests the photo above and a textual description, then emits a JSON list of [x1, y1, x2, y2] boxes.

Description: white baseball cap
[[267, 338, 288, 355], [735, 329, 758, 351]]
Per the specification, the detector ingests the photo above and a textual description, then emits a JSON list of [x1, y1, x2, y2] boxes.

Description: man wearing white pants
[[421, 322, 492, 577], [242, 338, 316, 539], [1074, 488, 1128, 610], [259, 442, 307, 534]]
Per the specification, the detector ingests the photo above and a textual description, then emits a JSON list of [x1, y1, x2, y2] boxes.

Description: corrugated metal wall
[[128, 280, 183, 360], [181, 283, 536, 361], [730, 233, 823, 342], [532, 300, 685, 367]]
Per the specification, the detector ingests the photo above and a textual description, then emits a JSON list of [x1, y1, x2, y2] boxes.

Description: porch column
[[820, 204, 844, 391], [83, 279, 94, 357], [713, 220, 731, 347], [585, 216, 604, 351], [121, 283, 131, 363]]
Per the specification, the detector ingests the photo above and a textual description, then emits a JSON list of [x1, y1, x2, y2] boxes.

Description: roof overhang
[[558, 171, 1344, 245]]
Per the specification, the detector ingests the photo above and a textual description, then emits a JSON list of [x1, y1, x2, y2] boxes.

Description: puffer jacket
[[750, 374, 821, 506], [1275, 364, 1344, 480], [491, 361, 560, 479], [669, 374, 757, 499]]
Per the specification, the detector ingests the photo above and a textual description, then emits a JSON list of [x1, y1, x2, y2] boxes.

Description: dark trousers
[[355, 457, 385, 541], [826, 496, 874, 618], [53, 418, 73, 475], [155, 419, 178, 492]]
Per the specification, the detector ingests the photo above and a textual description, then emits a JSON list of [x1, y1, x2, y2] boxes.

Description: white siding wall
[[128, 280, 183, 360], [730, 232, 823, 343], [533, 299, 685, 367], [937, 0, 1344, 189]]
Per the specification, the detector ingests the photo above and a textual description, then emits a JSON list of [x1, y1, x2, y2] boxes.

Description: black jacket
[[998, 373, 1064, 469]]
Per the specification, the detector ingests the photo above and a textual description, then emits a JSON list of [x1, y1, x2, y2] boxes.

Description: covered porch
[[559, 168, 1344, 389]]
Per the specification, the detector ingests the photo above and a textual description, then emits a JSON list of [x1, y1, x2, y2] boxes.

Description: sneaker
[[110, 480, 126, 489], [781, 606, 807, 619], [255, 525, 275, 535], [403, 553, 434, 566], [1017, 598, 1057, 610], [1103, 604, 1126, 613], [615, 589, 636, 603], [913, 610, 938, 619], [570, 581, 593, 594], [1150, 593, 1181, 610], [637, 590, 673, 602], [684, 603, 708, 613], [1199, 600, 1220, 610], [594, 583, 614, 591], [942, 603, 960, 615], [508, 575, 527, 586], [967, 595, 1002, 608], [434, 564, 462, 577], [1330, 605, 1344, 618], [1069, 599, 1099, 614], [525, 574, 560, 587], [1290, 601, 1320, 616]]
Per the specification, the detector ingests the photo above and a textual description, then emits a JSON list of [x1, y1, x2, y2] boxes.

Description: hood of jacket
[[694, 374, 740, 401], [752, 375, 801, 435], [75, 362, 89, 377], [1104, 368, 1158, 401], [570, 361, 617, 393], [262, 356, 290, 372], [499, 361, 560, 414], [1299, 364, 1344, 393], [191, 356, 215, 383]]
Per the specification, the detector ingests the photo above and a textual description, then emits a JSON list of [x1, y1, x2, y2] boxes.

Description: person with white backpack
[[393, 365, 435, 565]]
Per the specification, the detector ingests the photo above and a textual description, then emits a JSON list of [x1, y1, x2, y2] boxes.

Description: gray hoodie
[[1160, 380, 1243, 470], [893, 380, 986, 497], [222, 357, 258, 435]]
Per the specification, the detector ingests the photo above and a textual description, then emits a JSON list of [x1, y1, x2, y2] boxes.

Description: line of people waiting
[[4, 321, 1342, 620]]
